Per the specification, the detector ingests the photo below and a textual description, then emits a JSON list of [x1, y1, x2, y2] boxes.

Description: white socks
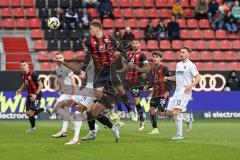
[[175, 113, 183, 137], [182, 113, 191, 123], [61, 120, 69, 133], [73, 121, 82, 142]]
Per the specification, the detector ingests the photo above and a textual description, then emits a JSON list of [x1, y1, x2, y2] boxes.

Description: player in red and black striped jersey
[[148, 52, 172, 135], [16, 61, 51, 133]]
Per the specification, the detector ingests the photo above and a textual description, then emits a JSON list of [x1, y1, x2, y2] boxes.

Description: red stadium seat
[[176, 51, 181, 60], [74, 51, 85, 59], [13, 8, 25, 18], [191, 30, 202, 39], [135, 9, 147, 18], [228, 33, 239, 39], [113, 8, 121, 18], [190, 51, 200, 60], [167, 0, 176, 7], [132, 30, 143, 38], [220, 40, 231, 50], [112, 0, 118, 7], [40, 62, 53, 70], [88, 8, 98, 18], [123, 9, 134, 18], [139, 19, 148, 28], [159, 9, 171, 18], [0, 19, 2, 28], [232, 40, 240, 50], [63, 51, 74, 60], [183, 40, 194, 49], [191, 0, 198, 7], [163, 19, 170, 27], [148, 40, 159, 50], [213, 51, 224, 60], [159, 40, 171, 50], [34, 40, 46, 50], [225, 51, 236, 60], [148, 9, 158, 18], [203, 29, 215, 39], [200, 51, 212, 61], [2, 8, 12, 18], [180, 0, 189, 7], [38, 51, 49, 61], [216, 30, 227, 39], [23, 0, 34, 7], [144, 0, 154, 8], [26, 8, 37, 17], [208, 40, 219, 50], [132, 0, 143, 8], [103, 19, 114, 28], [114, 19, 125, 28], [237, 51, 240, 60], [16, 18, 28, 29], [195, 62, 205, 71], [29, 18, 40, 28], [176, 19, 186, 28], [195, 40, 207, 50], [0, 0, 10, 7], [180, 30, 191, 39], [218, 62, 229, 71], [152, 19, 159, 26], [172, 40, 183, 50], [187, 19, 198, 28], [31, 29, 43, 39], [119, 0, 130, 8], [229, 62, 240, 70], [183, 9, 194, 18], [127, 19, 137, 28], [168, 62, 176, 71], [163, 51, 175, 60], [11, 0, 22, 8], [4, 19, 15, 29], [50, 51, 58, 58], [198, 19, 210, 29], [205, 62, 217, 71], [140, 40, 147, 50], [156, 0, 166, 8], [103, 29, 114, 35]]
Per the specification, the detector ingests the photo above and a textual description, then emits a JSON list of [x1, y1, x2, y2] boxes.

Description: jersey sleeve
[[83, 36, 93, 55], [32, 71, 40, 83], [190, 63, 199, 77], [140, 53, 148, 64], [163, 66, 172, 92]]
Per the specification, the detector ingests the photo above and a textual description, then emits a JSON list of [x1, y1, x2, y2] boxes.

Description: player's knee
[[172, 108, 181, 116], [76, 104, 87, 112]]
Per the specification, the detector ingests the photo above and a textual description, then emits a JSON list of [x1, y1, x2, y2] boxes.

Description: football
[[47, 17, 60, 30]]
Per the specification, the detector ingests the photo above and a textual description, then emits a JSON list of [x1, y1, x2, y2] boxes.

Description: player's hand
[[16, 89, 22, 95], [184, 84, 193, 94], [30, 94, 37, 101], [164, 76, 169, 81], [163, 91, 169, 100], [79, 71, 86, 79]]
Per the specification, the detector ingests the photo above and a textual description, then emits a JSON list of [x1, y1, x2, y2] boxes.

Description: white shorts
[[167, 89, 192, 112], [71, 95, 93, 108], [56, 94, 72, 103]]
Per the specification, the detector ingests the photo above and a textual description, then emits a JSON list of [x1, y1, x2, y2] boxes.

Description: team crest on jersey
[[28, 76, 31, 80], [104, 39, 108, 43]]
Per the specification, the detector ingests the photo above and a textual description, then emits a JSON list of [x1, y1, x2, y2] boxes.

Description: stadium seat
[[200, 51, 212, 60], [113, 8, 121, 18], [62, 51, 73, 60], [73, 40, 83, 51], [132, 0, 143, 8], [220, 40, 231, 50], [180, 30, 191, 39], [132, 30, 143, 38], [190, 0, 198, 7], [38, 51, 49, 61], [29, 18, 41, 28], [31, 29, 43, 39], [123, 9, 134, 18], [237, 51, 240, 60], [34, 40, 46, 50], [208, 40, 219, 50], [167, 0, 175, 7], [191, 30, 202, 39], [60, 40, 71, 51], [198, 19, 210, 29], [176, 19, 186, 28], [148, 9, 158, 18], [163, 19, 170, 27], [38, 8, 49, 19], [183, 40, 194, 49], [0, 0, 10, 7], [159, 9, 171, 18], [144, 0, 154, 8], [213, 51, 224, 60], [135, 9, 147, 18], [47, 40, 58, 51], [190, 51, 200, 60], [180, 0, 189, 7], [50, 51, 58, 58], [74, 51, 85, 59], [163, 51, 175, 60], [172, 40, 183, 50], [187, 19, 198, 28], [232, 40, 240, 50], [14, 8, 25, 18], [0, 19, 3, 28], [216, 30, 227, 39], [112, 0, 118, 7], [205, 62, 217, 71], [140, 41, 147, 50], [225, 51, 236, 60], [26, 8, 37, 17], [2, 8, 12, 18], [48, 0, 58, 8], [127, 19, 137, 28], [195, 62, 205, 71], [36, 0, 46, 8], [148, 40, 159, 50], [168, 62, 176, 71], [183, 9, 194, 18], [23, 0, 34, 7], [217, 62, 229, 71], [156, 0, 166, 8], [16, 18, 28, 29], [229, 62, 240, 70], [228, 33, 239, 39], [103, 19, 114, 28], [11, 0, 22, 8], [40, 62, 53, 70], [195, 40, 207, 50], [119, 0, 130, 8], [115, 19, 125, 28], [203, 29, 215, 39], [60, 0, 70, 8], [3, 19, 15, 29], [159, 40, 171, 50], [44, 29, 56, 40], [152, 19, 159, 26], [69, 29, 80, 40]]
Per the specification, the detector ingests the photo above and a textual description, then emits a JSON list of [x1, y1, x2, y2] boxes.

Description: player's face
[[132, 40, 140, 51], [55, 54, 64, 65], [152, 54, 162, 64], [180, 49, 190, 61], [20, 62, 29, 72], [90, 25, 99, 36]]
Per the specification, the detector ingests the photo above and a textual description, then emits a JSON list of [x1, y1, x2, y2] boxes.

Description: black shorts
[[26, 93, 42, 111], [150, 97, 167, 112], [126, 81, 144, 97], [93, 67, 122, 89]]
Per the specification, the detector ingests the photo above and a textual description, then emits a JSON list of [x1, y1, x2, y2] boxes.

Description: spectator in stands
[[82, 0, 99, 8], [225, 70, 240, 91], [64, 8, 79, 29], [223, 0, 237, 7], [53, 7, 64, 29], [167, 16, 180, 40], [155, 20, 167, 44], [224, 11, 238, 33], [144, 20, 156, 43], [79, 8, 92, 29], [122, 27, 135, 51], [212, 11, 225, 29], [208, 0, 219, 22], [98, 0, 115, 23], [195, 0, 209, 19], [172, 1, 184, 19], [112, 28, 122, 42], [232, 1, 240, 21]]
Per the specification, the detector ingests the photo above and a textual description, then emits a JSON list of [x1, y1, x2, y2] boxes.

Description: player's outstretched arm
[[164, 76, 176, 81], [16, 83, 25, 95]]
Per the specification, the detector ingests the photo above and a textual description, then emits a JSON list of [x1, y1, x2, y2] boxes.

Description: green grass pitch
[[0, 120, 240, 160]]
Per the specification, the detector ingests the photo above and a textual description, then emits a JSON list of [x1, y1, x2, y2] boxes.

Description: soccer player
[[164, 46, 201, 140], [16, 61, 51, 133], [148, 52, 171, 135], [124, 38, 150, 131]]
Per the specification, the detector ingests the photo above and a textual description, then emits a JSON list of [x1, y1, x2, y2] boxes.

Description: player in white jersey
[[51, 53, 77, 138], [164, 46, 201, 140]]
